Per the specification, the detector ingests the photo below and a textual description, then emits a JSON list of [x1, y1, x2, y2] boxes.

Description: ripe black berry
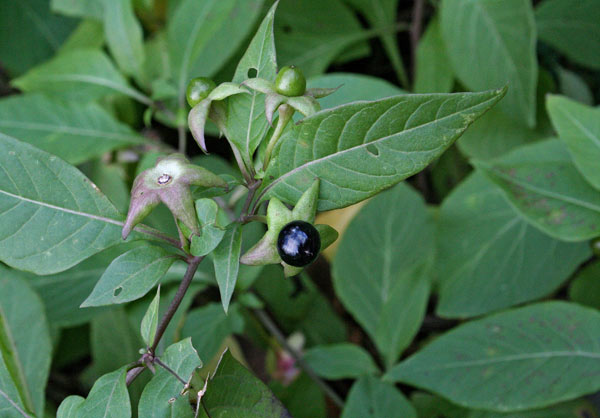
[[277, 221, 321, 267]]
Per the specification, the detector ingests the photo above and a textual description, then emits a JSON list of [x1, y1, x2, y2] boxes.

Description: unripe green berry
[[275, 65, 306, 97], [186, 77, 216, 107]]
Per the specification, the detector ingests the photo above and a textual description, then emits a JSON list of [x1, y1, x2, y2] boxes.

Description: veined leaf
[[51, 0, 104, 19], [140, 286, 160, 347], [0, 134, 142, 275], [385, 302, 600, 411], [475, 139, 600, 241], [260, 87, 506, 211], [212, 223, 242, 313], [342, 376, 416, 418], [226, 1, 278, 164], [73, 367, 131, 418], [103, 0, 145, 77], [441, 0, 537, 126], [12, 49, 151, 105], [414, 16, 454, 94], [546, 95, 600, 190], [303, 344, 379, 380], [0, 94, 145, 164], [0, 273, 51, 418]]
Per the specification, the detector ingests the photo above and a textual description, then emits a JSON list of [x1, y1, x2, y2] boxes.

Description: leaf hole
[[366, 144, 379, 156], [113, 287, 123, 297], [247, 68, 258, 78]]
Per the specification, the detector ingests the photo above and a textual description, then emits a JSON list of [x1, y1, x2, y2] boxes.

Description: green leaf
[[56, 396, 85, 418], [202, 350, 290, 417], [0, 272, 51, 417], [59, 20, 105, 53], [440, 0, 537, 126], [303, 344, 379, 380], [190, 199, 226, 257], [12, 49, 151, 105], [270, 373, 326, 418], [569, 261, 600, 310], [167, 0, 236, 103], [475, 138, 600, 241], [547, 95, 600, 190], [436, 172, 590, 318], [212, 223, 242, 313], [103, 0, 145, 77], [536, 0, 600, 69], [0, 134, 141, 274], [75, 367, 131, 418], [0, 0, 77, 77], [342, 376, 416, 418], [274, 0, 370, 77], [260, 87, 506, 211], [51, 0, 104, 19], [385, 301, 600, 412], [333, 184, 433, 366], [181, 303, 244, 362], [141, 286, 160, 347], [556, 67, 594, 106], [345, 0, 408, 87], [414, 16, 453, 94], [307, 73, 405, 109], [82, 245, 176, 307], [226, 1, 278, 164], [0, 94, 145, 164], [138, 338, 201, 418]]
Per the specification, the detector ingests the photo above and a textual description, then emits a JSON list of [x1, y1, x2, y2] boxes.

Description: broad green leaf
[[0, 273, 51, 417], [189, 0, 265, 78], [56, 396, 85, 418], [457, 106, 547, 160], [410, 392, 465, 418], [181, 303, 244, 362], [274, 0, 370, 77], [441, 0, 537, 126], [139, 33, 172, 92], [138, 338, 201, 418], [254, 267, 347, 345], [140, 286, 160, 347], [212, 223, 242, 313], [0, 94, 145, 164], [260, 87, 506, 211], [569, 261, 600, 310], [226, 1, 278, 165], [303, 344, 378, 380], [12, 49, 151, 105], [333, 184, 433, 366], [0, 0, 77, 77], [270, 373, 326, 418], [103, 0, 145, 77], [414, 16, 453, 94], [345, 0, 407, 86], [202, 350, 290, 417], [51, 0, 104, 19], [547, 95, 600, 190], [167, 0, 236, 102], [82, 245, 176, 307], [0, 134, 144, 274], [75, 367, 131, 418], [475, 139, 600, 241], [59, 20, 105, 53], [342, 376, 416, 418], [307, 73, 405, 109], [190, 199, 226, 257], [385, 302, 600, 411], [536, 0, 600, 69], [82, 160, 130, 213], [436, 173, 590, 318], [556, 67, 594, 106]]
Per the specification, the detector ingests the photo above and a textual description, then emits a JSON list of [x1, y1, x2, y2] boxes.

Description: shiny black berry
[[277, 221, 321, 267]]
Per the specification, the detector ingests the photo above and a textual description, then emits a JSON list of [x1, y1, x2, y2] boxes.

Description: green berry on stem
[[275, 65, 306, 97], [186, 77, 216, 107]]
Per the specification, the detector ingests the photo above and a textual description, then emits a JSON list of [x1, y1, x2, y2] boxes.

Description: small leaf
[[81, 245, 176, 307], [190, 199, 226, 257], [303, 344, 378, 380], [102, 0, 145, 77], [475, 139, 600, 241], [0, 94, 145, 165], [56, 396, 85, 418], [260, 88, 506, 211], [75, 367, 131, 418], [414, 16, 454, 94], [212, 223, 242, 313], [202, 350, 290, 417], [138, 338, 201, 417], [547, 95, 600, 190], [441, 0, 537, 126], [342, 376, 416, 418], [51, 0, 103, 19], [385, 301, 600, 411], [12, 49, 150, 104], [569, 261, 600, 310], [140, 286, 160, 347]]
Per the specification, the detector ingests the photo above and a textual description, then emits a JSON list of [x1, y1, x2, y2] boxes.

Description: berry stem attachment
[[263, 104, 294, 170]]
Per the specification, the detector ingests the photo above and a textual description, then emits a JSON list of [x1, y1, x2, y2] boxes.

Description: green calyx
[[275, 65, 306, 97], [186, 77, 217, 107]]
